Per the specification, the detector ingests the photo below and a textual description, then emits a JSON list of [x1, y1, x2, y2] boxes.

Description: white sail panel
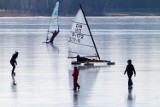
[[68, 42, 96, 57], [71, 23, 93, 46], [68, 8, 98, 58], [46, 1, 59, 42]]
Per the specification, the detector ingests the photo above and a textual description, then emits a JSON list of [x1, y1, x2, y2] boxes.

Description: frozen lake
[[0, 16, 160, 107]]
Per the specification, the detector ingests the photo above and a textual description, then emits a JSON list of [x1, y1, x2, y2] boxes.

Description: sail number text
[[69, 24, 84, 43]]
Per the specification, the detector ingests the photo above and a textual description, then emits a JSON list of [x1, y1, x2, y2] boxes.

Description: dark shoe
[[78, 86, 80, 89], [73, 88, 77, 91], [13, 82, 16, 85]]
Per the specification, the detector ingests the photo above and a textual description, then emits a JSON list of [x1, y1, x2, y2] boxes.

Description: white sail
[[68, 5, 99, 59], [46, 1, 59, 42]]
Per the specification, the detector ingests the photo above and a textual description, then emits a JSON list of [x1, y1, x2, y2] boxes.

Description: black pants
[[10, 61, 16, 73], [127, 73, 133, 86]]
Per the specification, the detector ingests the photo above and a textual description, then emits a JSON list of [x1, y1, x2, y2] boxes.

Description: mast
[[79, 4, 100, 60]]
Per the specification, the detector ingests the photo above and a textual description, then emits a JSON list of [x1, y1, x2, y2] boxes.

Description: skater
[[49, 29, 59, 43], [10, 51, 19, 76], [72, 67, 80, 91], [124, 59, 136, 88], [46, 25, 60, 44]]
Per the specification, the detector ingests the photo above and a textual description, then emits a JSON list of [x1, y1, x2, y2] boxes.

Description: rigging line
[[68, 52, 98, 58], [68, 51, 79, 54], [68, 50, 97, 56], [69, 41, 95, 48]]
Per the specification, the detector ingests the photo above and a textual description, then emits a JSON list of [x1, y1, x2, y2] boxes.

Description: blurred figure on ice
[[76, 55, 91, 62], [46, 26, 60, 44], [124, 59, 136, 88], [10, 51, 19, 76], [72, 67, 80, 91], [49, 29, 59, 44]]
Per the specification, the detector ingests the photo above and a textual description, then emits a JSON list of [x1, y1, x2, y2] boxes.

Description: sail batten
[[68, 41, 95, 48], [68, 5, 100, 59], [72, 21, 87, 25]]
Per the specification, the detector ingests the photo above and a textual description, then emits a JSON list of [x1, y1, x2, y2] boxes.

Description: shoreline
[[1, 11, 160, 17], [106, 12, 160, 16]]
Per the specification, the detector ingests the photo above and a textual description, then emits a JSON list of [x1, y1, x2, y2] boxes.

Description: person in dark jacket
[[49, 29, 59, 43], [46, 26, 60, 44], [72, 67, 80, 91], [10, 51, 19, 76], [124, 59, 136, 88]]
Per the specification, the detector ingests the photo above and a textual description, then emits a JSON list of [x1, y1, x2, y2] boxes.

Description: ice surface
[[0, 17, 160, 107]]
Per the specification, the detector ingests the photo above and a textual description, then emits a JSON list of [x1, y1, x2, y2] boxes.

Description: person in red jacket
[[72, 67, 80, 91]]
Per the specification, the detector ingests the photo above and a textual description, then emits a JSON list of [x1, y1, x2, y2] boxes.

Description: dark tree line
[[0, 0, 160, 16], [0, 0, 56, 15]]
